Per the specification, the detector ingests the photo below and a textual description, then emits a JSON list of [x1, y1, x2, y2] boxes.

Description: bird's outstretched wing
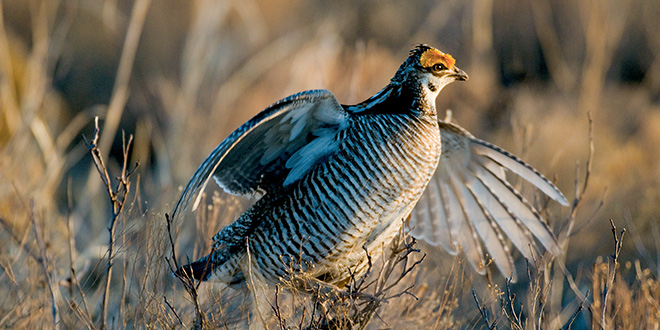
[[409, 120, 568, 281], [170, 89, 347, 222]]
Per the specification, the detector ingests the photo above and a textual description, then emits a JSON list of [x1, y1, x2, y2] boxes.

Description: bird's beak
[[451, 66, 468, 81]]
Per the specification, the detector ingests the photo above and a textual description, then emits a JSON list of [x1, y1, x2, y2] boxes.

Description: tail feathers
[[174, 257, 214, 281]]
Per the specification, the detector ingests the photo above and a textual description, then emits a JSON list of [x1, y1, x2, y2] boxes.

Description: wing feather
[[450, 169, 516, 280], [410, 178, 456, 254], [437, 181, 462, 255], [474, 157, 561, 255], [170, 90, 347, 222], [445, 174, 486, 274], [468, 162, 536, 261], [471, 139, 569, 206], [410, 120, 567, 278]]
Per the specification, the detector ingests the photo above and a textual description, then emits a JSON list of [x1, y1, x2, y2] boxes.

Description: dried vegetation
[[0, 0, 659, 329]]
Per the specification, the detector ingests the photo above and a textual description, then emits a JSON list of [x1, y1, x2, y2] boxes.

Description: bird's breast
[[247, 113, 442, 283]]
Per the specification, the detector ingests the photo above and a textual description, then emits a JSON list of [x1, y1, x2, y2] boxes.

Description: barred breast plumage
[[246, 112, 441, 284], [171, 44, 568, 287]]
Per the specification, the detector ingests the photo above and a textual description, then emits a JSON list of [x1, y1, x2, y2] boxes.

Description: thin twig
[[562, 112, 596, 240], [165, 213, 206, 329], [163, 296, 185, 327], [65, 178, 75, 299], [472, 289, 497, 330], [63, 177, 94, 326], [84, 117, 138, 330], [599, 219, 625, 330], [564, 290, 590, 330], [30, 201, 61, 329], [499, 277, 523, 330], [69, 267, 93, 327], [271, 285, 286, 330]]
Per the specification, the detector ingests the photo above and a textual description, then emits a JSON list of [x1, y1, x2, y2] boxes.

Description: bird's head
[[392, 44, 468, 101]]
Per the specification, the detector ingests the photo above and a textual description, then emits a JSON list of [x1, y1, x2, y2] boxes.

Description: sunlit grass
[[0, 0, 658, 328]]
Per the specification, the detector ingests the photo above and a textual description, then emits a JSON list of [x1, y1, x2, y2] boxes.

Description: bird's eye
[[432, 63, 446, 71]]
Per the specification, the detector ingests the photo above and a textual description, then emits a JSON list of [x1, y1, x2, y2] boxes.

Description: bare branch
[[163, 296, 185, 327], [85, 116, 138, 330], [165, 212, 207, 329], [30, 201, 61, 329], [472, 289, 497, 330]]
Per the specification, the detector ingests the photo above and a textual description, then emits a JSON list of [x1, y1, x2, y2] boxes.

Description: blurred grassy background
[[0, 0, 659, 328]]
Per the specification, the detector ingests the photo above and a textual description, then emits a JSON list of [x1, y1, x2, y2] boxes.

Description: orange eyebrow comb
[[420, 49, 455, 70]]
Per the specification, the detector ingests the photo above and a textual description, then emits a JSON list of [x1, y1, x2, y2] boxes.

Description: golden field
[[0, 0, 659, 328]]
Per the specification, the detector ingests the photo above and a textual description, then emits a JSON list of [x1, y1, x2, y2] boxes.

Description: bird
[[170, 44, 569, 288]]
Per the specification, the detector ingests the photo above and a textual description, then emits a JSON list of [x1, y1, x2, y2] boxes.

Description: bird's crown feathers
[[411, 44, 456, 70], [391, 44, 457, 84]]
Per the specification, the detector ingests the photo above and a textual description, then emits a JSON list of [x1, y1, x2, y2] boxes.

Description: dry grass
[[1, 0, 659, 329]]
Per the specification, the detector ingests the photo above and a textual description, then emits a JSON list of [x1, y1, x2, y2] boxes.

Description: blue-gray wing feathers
[[170, 89, 347, 223]]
